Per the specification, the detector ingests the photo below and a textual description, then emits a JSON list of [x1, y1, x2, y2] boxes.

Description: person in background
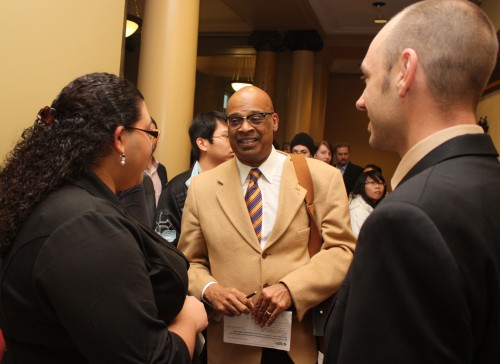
[[281, 141, 291, 153], [155, 111, 233, 246], [0, 72, 207, 363], [334, 142, 364, 195], [363, 163, 382, 174], [349, 170, 386, 237], [145, 118, 168, 206], [178, 86, 355, 364], [290, 132, 316, 157], [324, 1, 500, 362], [314, 140, 334, 165]]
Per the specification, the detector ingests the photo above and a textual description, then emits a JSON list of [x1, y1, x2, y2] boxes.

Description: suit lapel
[[216, 159, 262, 253], [399, 134, 498, 186], [267, 157, 307, 248]]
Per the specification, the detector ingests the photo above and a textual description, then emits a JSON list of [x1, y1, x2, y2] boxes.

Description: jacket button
[[262, 252, 268, 259]]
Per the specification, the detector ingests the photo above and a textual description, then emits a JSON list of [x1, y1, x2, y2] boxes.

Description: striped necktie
[[245, 168, 263, 243]]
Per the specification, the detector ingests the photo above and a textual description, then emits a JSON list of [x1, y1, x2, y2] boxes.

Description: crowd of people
[[0, 1, 499, 363]]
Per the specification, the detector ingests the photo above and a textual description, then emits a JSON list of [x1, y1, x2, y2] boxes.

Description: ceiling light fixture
[[125, 0, 142, 37], [231, 56, 254, 92], [372, 1, 388, 25]]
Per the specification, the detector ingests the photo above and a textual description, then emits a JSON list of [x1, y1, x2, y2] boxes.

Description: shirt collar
[[146, 156, 159, 173], [186, 161, 202, 188], [338, 162, 348, 173], [236, 146, 284, 185], [391, 124, 483, 189]]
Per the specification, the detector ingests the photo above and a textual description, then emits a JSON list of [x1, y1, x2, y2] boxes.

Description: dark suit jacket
[[157, 162, 168, 190], [155, 169, 191, 246], [324, 134, 500, 363], [342, 162, 364, 195]]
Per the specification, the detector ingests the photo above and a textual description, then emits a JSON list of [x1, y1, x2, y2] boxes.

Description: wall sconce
[[231, 56, 254, 92], [125, 0, 142, 37], [372, 2, 388, 25]]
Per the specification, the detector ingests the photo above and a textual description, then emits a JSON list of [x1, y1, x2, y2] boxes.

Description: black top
[[117, 174, 156, 228], [342, 162, 364, 196], [155, 169, 192, 247], [0, 174, 191, 363], [324, 134, 500, 363]]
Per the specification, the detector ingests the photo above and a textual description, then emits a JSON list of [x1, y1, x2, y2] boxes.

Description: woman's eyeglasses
[[125, 126, 160, 143]]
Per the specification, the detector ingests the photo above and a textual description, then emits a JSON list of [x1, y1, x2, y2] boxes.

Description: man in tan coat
[[178, 86, 355, 363]]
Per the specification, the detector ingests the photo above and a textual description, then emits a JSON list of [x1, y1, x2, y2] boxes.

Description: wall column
[[138, 0, 200, 177], [248, 31, 284, 101], [310, 58, 330, 142], [284, 30, 323, 142]]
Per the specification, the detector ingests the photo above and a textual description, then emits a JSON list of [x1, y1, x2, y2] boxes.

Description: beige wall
[[1, 0, 126, 164], [323, 74, 400, 188]]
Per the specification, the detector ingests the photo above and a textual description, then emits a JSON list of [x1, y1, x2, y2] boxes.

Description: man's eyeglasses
[[225, 112, 274, 129], [212, 134, 229, 142], [125, 126, 160, 143]]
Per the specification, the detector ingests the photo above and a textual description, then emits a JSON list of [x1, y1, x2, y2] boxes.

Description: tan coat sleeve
[[280, 160, 356, 320]]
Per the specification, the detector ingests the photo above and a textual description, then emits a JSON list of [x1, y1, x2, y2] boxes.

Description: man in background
[[145, 118, 168, 206], [155, 111, 233, 246], [324, 1, 500, 363], [334, 143, 363, 195]]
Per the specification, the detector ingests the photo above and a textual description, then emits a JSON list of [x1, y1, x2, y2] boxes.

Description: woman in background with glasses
[[349, 170, 387, 237], [0, 72, 207, 363]]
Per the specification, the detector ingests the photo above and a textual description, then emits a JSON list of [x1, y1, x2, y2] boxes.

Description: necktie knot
[[249, 168, 261, 182]]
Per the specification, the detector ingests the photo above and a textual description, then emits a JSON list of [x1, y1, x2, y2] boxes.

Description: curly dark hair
[[351, 170, 387, 208], [0, 72, 144, 255]]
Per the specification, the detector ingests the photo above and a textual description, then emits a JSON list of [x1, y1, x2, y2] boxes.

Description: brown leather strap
[[290, 154, 322, 257]]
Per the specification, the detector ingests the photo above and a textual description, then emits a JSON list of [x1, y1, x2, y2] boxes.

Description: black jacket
[[0, 174, 190, 363], [342, 162, 364, 195], [324, 134, 500, 363], [155, 169, 192, 247]]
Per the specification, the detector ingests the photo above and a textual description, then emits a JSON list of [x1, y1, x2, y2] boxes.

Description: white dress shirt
[[236, 146, 287, 249]]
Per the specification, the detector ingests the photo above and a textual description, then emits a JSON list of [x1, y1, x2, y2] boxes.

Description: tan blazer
[[178, 154, 356, 364]]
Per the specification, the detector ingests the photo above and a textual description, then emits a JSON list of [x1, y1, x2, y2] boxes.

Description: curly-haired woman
[[0, 73, 207, 363]]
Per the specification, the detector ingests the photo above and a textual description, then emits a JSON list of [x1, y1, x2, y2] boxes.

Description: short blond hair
[[383, 0, 498, 110]]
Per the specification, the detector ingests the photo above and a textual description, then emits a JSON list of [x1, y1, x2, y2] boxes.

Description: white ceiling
[[129, 0, 483, 76]]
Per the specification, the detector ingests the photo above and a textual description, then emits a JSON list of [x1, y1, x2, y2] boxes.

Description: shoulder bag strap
[[290, 154, 322, 257]]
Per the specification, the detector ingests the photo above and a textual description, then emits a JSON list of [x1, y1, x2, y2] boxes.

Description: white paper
[[223, 311, 292, 351]]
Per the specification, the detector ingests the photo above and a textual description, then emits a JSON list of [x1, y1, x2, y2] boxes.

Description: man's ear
[[397, 48, 418, 98], [196, 137, 209, 152], [272, 113, 279, 132], [113, 126, 126, 155]]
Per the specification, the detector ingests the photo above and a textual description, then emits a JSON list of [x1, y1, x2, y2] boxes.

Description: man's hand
[[252, 283, 292, 327], [204, 284, 254, 316]]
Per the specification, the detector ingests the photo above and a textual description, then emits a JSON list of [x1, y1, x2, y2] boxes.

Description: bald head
[[227, 86, 275, 115], [226, 86, 279, 167]]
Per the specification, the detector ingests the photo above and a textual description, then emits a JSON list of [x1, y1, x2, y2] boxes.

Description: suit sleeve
[[324, 201, 473, 364], [177, 178, 214, 299], [280, 166, 356, 320]]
